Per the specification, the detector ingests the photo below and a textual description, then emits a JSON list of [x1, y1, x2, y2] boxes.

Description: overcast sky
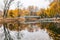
[[0, 0, 53, 10]]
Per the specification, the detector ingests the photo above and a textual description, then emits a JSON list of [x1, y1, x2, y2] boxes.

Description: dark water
[[38, 22, 60, 40]]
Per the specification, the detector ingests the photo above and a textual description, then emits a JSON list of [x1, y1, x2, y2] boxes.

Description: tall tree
[[3, 0, 14, 40]]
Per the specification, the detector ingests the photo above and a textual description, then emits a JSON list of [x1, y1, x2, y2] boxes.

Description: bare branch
[[3, 0, 14, 18]]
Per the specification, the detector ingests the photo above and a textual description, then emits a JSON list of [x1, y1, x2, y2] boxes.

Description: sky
[[0, 0, 53, 10]]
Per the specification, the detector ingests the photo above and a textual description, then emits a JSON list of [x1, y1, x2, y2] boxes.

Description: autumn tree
[[49, 1, 60, 18], [39, 9, 48, 18]]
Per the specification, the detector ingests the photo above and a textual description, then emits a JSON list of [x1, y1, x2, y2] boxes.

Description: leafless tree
[[3, 0, 14, 40], [16, 1, 23, 40]]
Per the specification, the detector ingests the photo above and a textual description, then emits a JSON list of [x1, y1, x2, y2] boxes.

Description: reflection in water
[[45, 23, 60, 40], [0, 25, 53, 40], [38, 22, 60, 40], [0, 22, 60, 40]]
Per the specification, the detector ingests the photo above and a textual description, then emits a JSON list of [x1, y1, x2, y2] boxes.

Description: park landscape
[[0, 0, 60, 40]]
